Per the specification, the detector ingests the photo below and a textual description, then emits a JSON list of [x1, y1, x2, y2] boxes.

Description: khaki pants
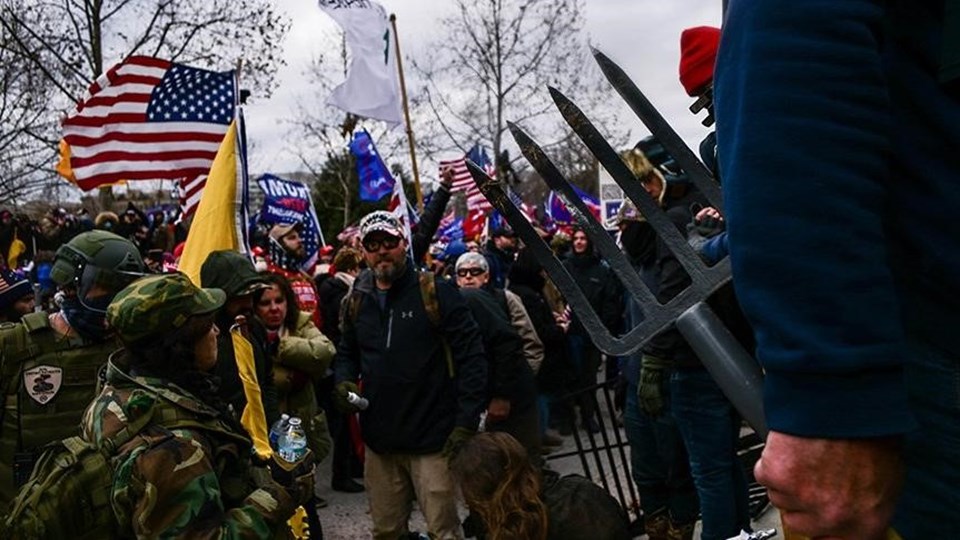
[[364, 447, 462, 540]]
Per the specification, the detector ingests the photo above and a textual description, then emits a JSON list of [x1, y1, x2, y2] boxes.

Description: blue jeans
[[671, 369, 751, 540], [893, 337, 960, 539], [623, 383, 698, 523]]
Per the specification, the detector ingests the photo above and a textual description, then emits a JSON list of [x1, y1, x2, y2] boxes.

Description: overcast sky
[[243, 0, 723, 180]]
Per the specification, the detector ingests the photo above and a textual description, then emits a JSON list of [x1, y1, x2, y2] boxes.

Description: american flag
[[178, 174, 207, 219], [62, 56, 236, 191], [547, 185, 601, 223], [438, 144, 495, 212], [0, 270, 29, 297]]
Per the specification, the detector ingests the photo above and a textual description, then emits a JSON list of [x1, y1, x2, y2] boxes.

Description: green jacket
[[273, 312, 334, 460], [276, 312, 335, 381], [81, 360, 296, 539]]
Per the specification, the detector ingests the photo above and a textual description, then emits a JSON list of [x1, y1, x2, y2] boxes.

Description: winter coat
[[334, 263, 487, 454], [461, 288, 537, 414]]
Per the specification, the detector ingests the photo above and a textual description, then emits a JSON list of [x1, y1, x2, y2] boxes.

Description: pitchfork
[[466, 49, 767, 438]]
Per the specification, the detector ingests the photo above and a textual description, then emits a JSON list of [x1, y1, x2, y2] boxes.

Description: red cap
[[679, 26, 721, 96]]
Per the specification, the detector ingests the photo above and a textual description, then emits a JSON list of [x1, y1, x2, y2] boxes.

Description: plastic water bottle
[[268, 413, 290, 451], [347, 391, 369, 410], [278, 416, 308, 462]]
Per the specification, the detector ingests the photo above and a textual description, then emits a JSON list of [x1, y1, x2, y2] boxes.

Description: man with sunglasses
[[334, 211, 487, 540], [455, 252, 542, 461], [0, 231, 147, 504]]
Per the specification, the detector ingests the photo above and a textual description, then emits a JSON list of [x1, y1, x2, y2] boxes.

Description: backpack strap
[[344, 284, 363, 329], [418, 271, 455, 378], [418, 271, 442, 328], [99, 400, 160, 455], [20, 312, 50, 334]]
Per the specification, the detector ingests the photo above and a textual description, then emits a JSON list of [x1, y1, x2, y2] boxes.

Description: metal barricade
[[545, 378, 770, 526]]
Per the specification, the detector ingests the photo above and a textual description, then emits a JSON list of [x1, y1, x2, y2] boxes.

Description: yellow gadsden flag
[[177, 119, 241, 285], [231, 324, 309, 537], [6, 230, 25, 269], [230, 325, 272, 459]]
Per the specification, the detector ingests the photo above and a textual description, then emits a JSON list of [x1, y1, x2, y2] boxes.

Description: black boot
[[331, 476, 364, 493]]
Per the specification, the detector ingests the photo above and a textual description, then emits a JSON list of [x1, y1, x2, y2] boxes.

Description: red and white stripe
[[438, 156, 493, 212], [62, 56, 230, 191], [178, 174, 208, 219]]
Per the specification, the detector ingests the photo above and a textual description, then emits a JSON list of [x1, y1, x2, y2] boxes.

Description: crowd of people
[[0, 192, 638, 539], [0, 2, 957, 539]]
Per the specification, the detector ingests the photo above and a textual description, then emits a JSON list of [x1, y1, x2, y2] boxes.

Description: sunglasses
[[363, 236, 401, 252], [457, 267, 486, 277]]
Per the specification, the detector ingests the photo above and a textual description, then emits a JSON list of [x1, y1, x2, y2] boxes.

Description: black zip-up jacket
[[460, 288, 537, 413], [562, 251, 623, 337], [334, 263, 487, 454]]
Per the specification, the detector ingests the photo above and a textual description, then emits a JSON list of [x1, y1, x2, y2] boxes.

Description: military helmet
[[51, 230, 146, 313], [107, 272, 225, 345]]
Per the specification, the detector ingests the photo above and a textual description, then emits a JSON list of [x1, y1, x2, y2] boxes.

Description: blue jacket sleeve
[[715, 0, 916, 438]]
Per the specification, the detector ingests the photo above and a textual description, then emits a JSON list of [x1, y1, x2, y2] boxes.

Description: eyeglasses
[[457, 267, 486, 277], [363, 236, 401, 252]]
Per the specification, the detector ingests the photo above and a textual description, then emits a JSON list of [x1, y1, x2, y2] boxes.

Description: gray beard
[[373, 257, 406, 284]]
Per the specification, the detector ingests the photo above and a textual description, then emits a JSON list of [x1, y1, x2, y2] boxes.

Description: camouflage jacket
[[81, 359, 296, 539]]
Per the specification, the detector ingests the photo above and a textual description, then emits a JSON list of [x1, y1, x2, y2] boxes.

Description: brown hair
[[450, 432, 548, 540], [333, 246, 363, 273], [254, 273, 300, 331]]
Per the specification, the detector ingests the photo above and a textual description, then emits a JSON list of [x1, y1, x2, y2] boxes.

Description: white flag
[[319, 0, 403, 125]]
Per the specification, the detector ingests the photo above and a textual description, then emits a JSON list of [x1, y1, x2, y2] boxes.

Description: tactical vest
[[0, 312, 118, 504], [2, 365, 252, 540]]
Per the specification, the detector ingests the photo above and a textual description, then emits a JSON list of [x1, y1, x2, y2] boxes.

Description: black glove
[[442, 426, 475, 461], [637, 355, 672, 417], [269, 448, 316, 508], [333, 381, 362, 413]]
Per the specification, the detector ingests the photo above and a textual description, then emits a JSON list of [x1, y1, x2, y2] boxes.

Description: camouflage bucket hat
[[107, 272, 225, 345]]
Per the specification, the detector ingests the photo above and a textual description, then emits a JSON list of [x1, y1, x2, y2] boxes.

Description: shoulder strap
[[20, 312, 50, 334], [99, 403, 158, 454], [418, 271, 442, 329], [103, 395, 248, 455], [345, 290, 363, 327], [418, 271, 455, 378]]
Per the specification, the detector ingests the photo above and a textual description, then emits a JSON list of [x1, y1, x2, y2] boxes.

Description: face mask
[[60, 296, 109, 342]]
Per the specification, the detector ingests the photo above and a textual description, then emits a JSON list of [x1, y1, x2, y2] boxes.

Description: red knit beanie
[[679, 26, 721, 97]]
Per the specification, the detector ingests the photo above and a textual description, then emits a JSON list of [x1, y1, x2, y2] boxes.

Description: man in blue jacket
[[334, 211, 487, 540], [716, 2, 960, 538]]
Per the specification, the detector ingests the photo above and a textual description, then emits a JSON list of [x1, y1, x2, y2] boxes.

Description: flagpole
[[390, 14, 424, 213]]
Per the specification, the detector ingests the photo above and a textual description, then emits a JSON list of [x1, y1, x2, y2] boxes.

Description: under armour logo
[[400, 311, 414, 319]]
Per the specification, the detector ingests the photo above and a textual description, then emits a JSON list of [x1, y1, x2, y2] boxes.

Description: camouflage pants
[[364, 447, 462, 540]]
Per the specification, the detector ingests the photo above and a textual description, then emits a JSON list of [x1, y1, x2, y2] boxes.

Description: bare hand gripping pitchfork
[[466, 48, 768, 439]]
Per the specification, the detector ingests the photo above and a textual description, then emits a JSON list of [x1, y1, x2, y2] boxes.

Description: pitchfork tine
[[592, 48, 724, 209], [466, 160, 705, 356], [507, 121, 658, 308], [547, 86, 708, 281]]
